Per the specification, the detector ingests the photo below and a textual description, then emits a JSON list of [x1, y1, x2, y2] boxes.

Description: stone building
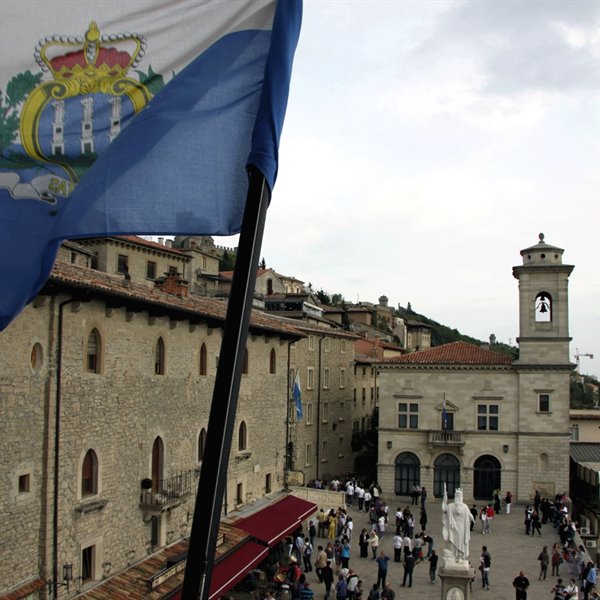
[[376, 235, 574, 503], [0, 251, 303, 597]]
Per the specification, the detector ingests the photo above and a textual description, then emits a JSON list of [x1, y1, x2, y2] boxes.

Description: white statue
[[441, 485, 474, 566]]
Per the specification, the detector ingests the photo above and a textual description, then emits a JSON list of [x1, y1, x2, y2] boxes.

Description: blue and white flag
[[0, 0, 302, 330], [293, 372, 302, 420], [442, 395, 448, 430]]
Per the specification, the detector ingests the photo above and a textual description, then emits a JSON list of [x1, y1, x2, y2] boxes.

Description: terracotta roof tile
[[382, 341, 513, 365], [46, 262, 303, 339]]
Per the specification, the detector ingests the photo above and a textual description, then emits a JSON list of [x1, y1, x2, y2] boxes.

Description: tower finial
[[538, 233, 545, 243]]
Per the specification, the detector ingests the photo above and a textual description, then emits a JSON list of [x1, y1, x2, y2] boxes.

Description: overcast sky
[[228, 1, 600, 378]]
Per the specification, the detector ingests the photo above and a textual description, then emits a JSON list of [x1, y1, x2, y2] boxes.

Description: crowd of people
[[251, 481, 598, 600]]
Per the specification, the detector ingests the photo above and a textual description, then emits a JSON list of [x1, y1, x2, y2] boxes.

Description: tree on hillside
[[316, 289, 331, 305], [219, 250, 236, 271], [259, 257, 266, 269]]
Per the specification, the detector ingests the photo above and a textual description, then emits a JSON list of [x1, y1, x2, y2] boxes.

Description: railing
[[428, 431, 465, 450], [140, 471, 193, 510]]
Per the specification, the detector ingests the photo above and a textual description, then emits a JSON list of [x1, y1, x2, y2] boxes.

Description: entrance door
[[473, 455, 501, 500], [394, 452, 420, 496], [434, 453, 460, 498]]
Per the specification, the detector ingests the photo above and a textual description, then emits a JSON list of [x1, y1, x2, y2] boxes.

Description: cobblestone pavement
[[299, 499, 580, 600]]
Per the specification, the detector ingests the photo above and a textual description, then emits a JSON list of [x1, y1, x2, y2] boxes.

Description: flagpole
[[181, 166, 270, 600]]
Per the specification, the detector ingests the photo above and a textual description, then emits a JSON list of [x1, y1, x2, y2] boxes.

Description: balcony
[[428, 431, 465, 453], [139, 470, 194, 518]]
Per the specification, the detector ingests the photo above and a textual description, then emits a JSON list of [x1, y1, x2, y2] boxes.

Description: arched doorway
[[473, 455, 501, 500], [434, 453, 460, 498], [394, 452, 420, 496]]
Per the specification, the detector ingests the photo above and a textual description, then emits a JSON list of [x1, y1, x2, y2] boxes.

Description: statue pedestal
[[439, 562, 475, 600]]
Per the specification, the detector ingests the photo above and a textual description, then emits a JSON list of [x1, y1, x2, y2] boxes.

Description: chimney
[[165, 239, 173, 248], [157, 237, 164, 246], [155, 273, 189, 298]]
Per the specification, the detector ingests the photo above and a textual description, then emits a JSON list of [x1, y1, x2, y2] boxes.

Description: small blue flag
[[293, 372, 302, 420]]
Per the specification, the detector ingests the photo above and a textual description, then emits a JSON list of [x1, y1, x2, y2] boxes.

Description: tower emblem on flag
[[0, 21, 163, 202]]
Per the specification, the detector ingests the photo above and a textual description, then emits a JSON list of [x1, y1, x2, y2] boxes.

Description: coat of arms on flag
[[0, 21, 163, 204]]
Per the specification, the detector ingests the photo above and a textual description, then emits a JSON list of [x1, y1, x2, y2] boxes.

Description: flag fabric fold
[[442, 395, 448, 431], [293, 372, 302, 421], [0, 0, 302, 330]]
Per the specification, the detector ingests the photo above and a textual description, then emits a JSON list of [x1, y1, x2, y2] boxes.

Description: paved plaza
[[300, 498, 581, 600]]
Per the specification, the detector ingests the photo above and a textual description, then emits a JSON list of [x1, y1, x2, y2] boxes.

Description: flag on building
[[0, 0, 302, 330], [293, 372, 302, 420], [442, 394, 448, 430]]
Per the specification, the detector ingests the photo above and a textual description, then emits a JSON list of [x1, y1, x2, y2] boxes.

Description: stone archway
[[434, 453, 460, 498], [394, 452, 420, 496], [473, 455, 501, 501]]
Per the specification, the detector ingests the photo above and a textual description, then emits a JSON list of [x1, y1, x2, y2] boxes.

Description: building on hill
[[376, 235, 574, 503]]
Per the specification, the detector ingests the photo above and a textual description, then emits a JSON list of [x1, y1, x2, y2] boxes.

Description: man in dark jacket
[[402, 553, 415, 587], [512, 570, 530, 600]]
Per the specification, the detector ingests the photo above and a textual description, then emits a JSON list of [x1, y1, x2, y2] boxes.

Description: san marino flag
[[0, 1, 302, 330]]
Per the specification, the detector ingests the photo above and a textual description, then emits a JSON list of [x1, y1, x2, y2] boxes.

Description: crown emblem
[[33, 22, 146, 95]]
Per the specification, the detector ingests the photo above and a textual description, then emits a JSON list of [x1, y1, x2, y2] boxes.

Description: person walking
[[531, 511, 542, 536], [368, 529, 379, 560], [565, 578, 579, 599], [429, 549, 439, 584], [380, 583, 395, 600], [505, 491, 513, 514], [551, 546, 562, 577], [480, 546, 491, 590], [321, 560, 334, 600], [303, 537, 313, 572], [375, 551, 390, 589], [512, 570, 530, 600], [392, 532, 403, 563], [359, 529, 369, 559], [335, 574, 347, 600], [537, 545, 549, 580], [551, 578, 566, 600], [401, 552, 415, 588]]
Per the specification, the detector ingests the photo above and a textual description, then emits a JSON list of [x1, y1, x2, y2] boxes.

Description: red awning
[[209, 541, 269, 600], [168, 540, 268, 600], [234, 494, 317, 546]]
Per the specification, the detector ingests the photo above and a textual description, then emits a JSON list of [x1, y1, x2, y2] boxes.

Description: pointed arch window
[[269, 348, 276, 374], [238, 421, 247, 451], [242, 347, 249, 375], [199, 343, 207, 376], [82, 449, 98, 496], [155, 337, 165, 375], [198, 428, 207, 462], [535, 292, 552, 322], [86, 329, 101, 373]]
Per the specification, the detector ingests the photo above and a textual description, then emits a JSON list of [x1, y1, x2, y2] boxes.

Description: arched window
[[269, 348, 276, 374], [238, 421, 247, 451], [198, 428, 207, 462], [151, 437, 164, 492], [155, 337, 165, 375], [199, 343, 207, 376], [82, 449, 98, 496], [242, 347, 248, 375], [86, 329, 101, 373], [535, 291, 552, 322]]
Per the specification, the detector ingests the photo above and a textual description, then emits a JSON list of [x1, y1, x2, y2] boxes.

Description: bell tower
[[512, 233, 574, 366], [512, 233, 574, 500]]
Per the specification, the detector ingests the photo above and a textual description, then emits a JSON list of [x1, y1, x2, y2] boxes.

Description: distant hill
[[396, 305, 519, 360]]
